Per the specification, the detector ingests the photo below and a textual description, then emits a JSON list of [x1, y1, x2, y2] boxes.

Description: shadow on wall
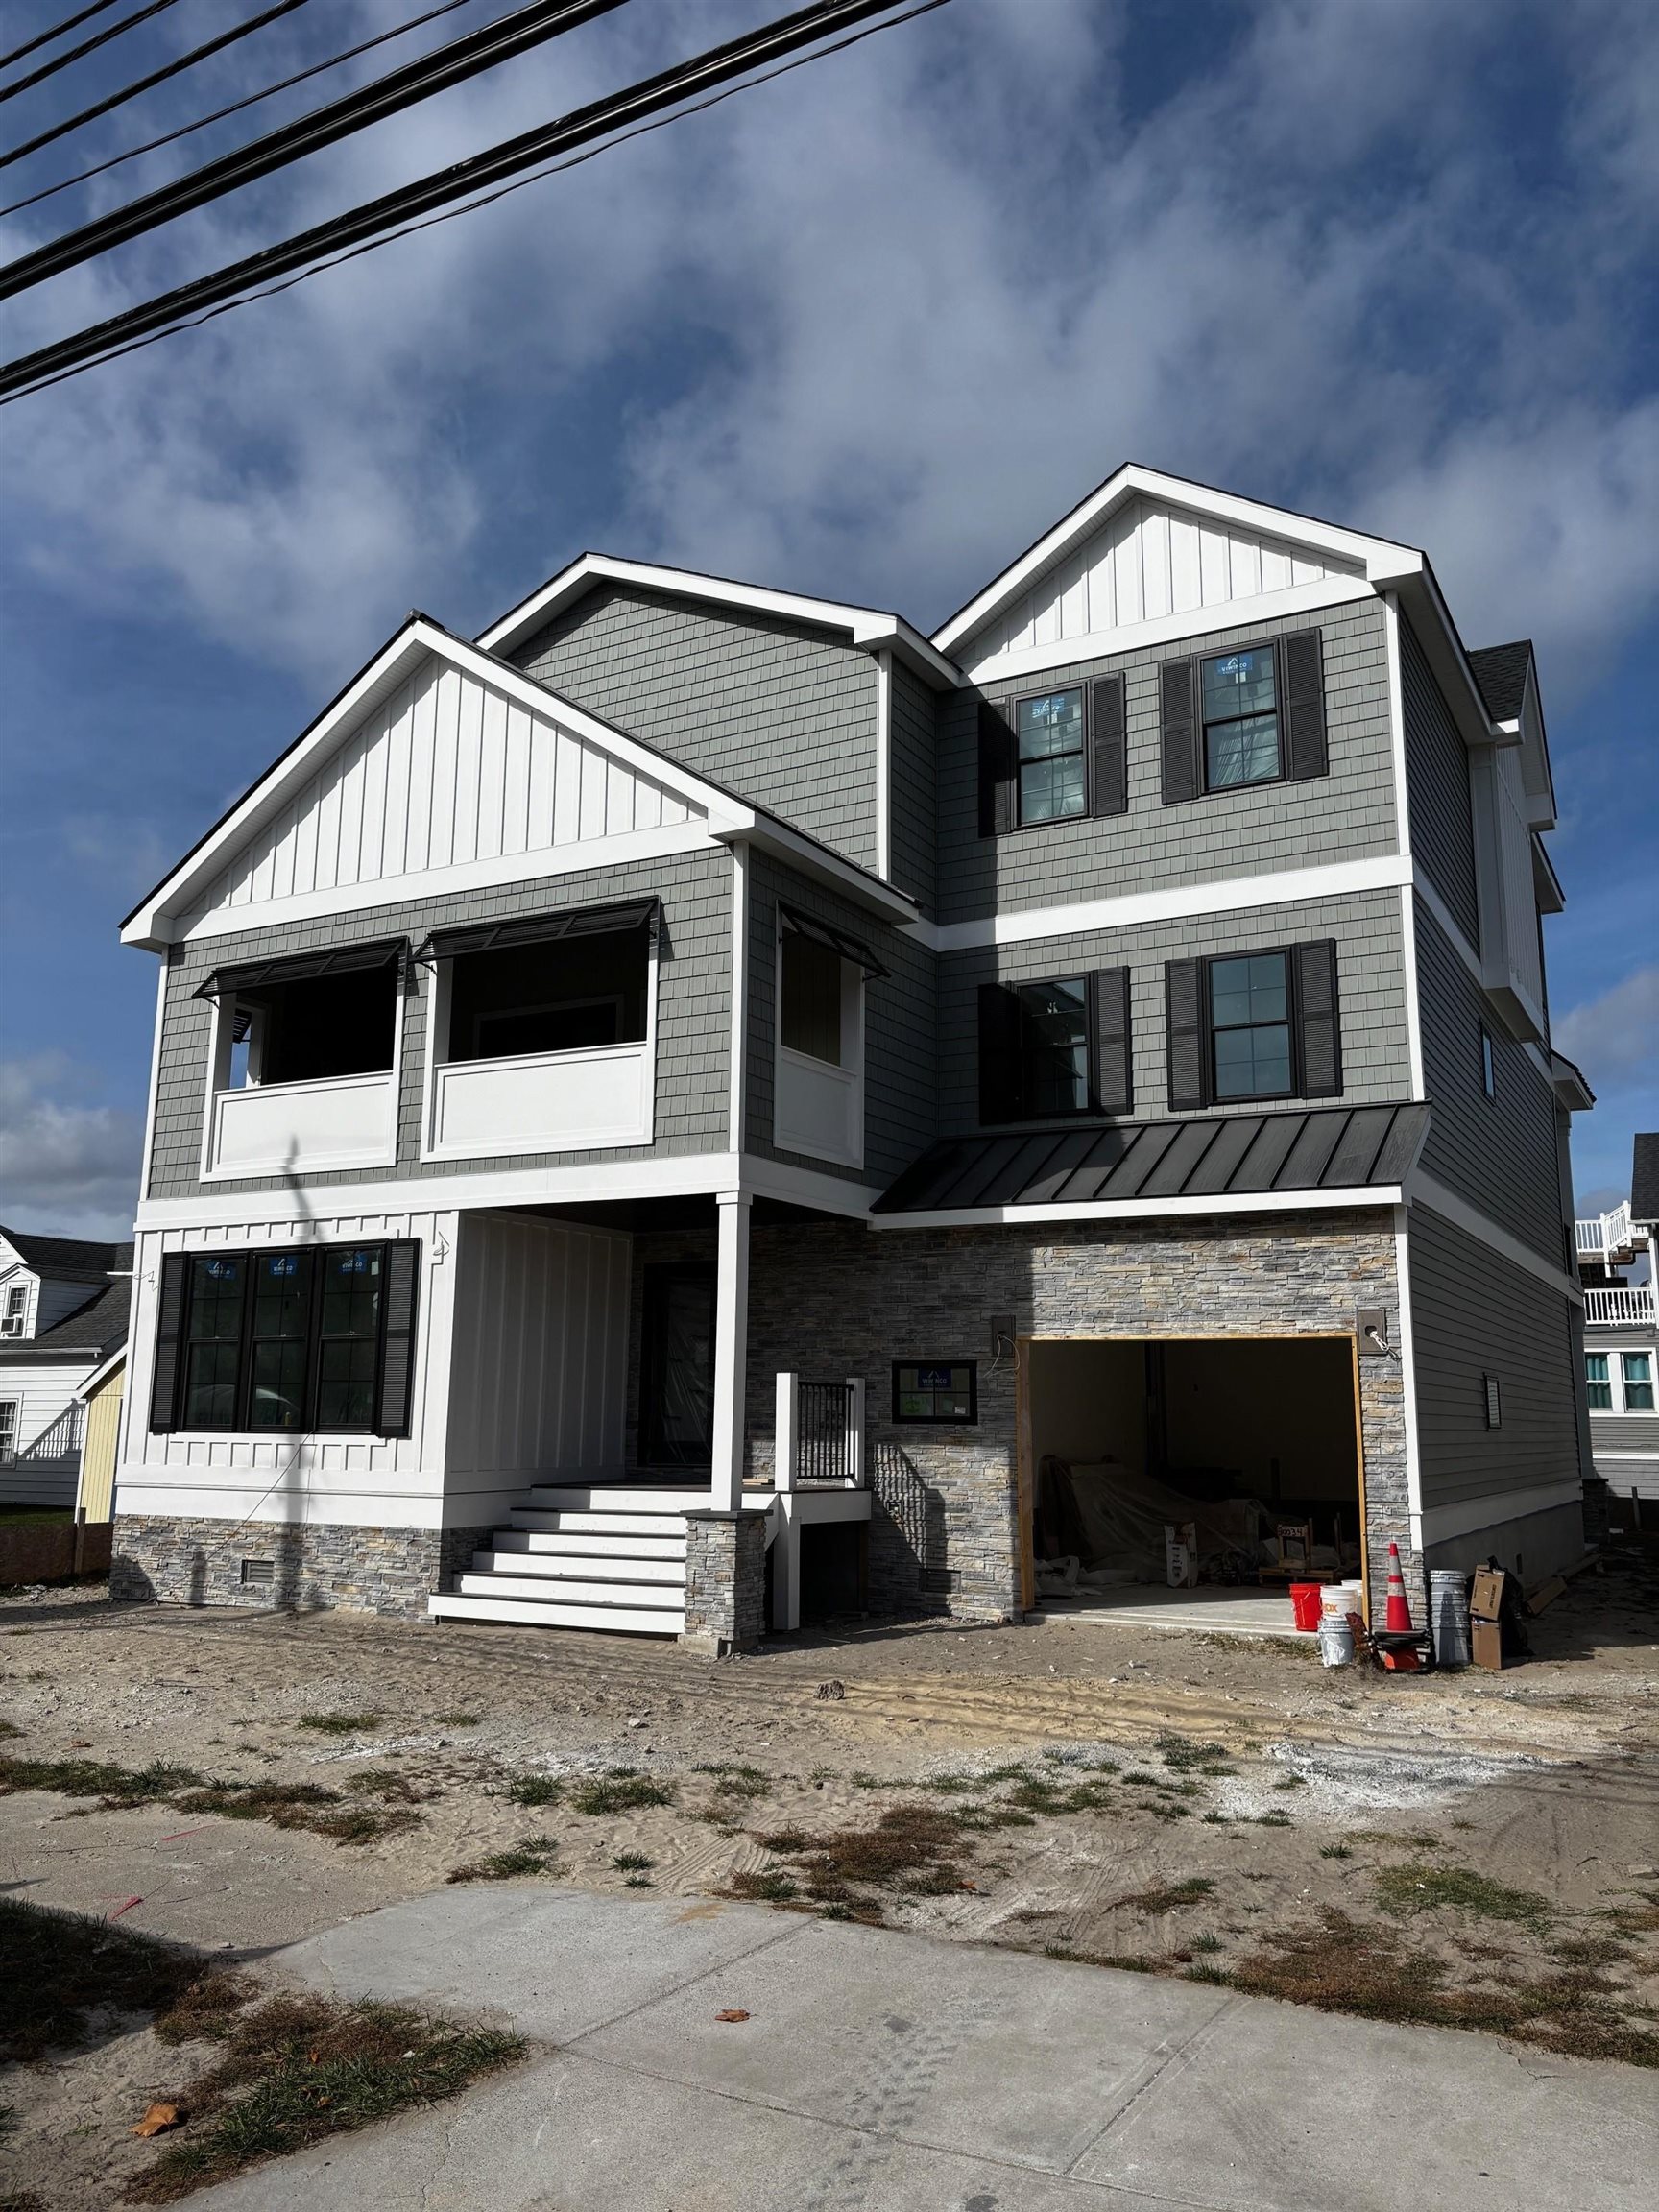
[[870, 1440, 950, 1612]]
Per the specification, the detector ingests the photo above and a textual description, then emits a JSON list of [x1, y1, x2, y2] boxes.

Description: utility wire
[[1, 0, 131, 73], [0, 0, 954, 405], [3, 0, 319, 172], [0, 0, 630, 296], [0, 0, 184, 102], [2, 0, 484, 206]]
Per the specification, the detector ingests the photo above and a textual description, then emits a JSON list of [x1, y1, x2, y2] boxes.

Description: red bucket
[[1290, 1582, 1324, 1632]]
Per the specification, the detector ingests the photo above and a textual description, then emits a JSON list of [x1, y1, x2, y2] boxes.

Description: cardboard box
[[1470, 1566, 1505, 1623], [1471, 1618, 1503, 1671]]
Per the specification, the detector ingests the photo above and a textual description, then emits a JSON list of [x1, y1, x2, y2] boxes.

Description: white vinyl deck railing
[[1584, 1286, 1657, 1328], [1576, 1201, 1634, 1260]]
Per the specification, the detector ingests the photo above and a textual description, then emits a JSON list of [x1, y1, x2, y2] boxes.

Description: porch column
[[709, 1190, 751, 1512]]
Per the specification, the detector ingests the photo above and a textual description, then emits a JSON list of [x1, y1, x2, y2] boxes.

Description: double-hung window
[[1015, 688, 1087, 824], [1623, 1354, 1654, 1411], [1166, 941, 1342, 1112], [1201, 647, 1281, 790], [0, 1401, 17, 1463], [1585, 1353, 1612, 1409], [154, 1242, 418, 1437], [1, 1286, 26, 1338], [1209, 953, 1294, 1101], [977, 969, 1133, 1124]]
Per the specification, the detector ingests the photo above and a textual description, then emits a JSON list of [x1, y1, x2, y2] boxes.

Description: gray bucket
[[1430, 1569, 1472, 1669]]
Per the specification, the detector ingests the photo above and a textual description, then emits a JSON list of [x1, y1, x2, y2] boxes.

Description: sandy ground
[[3, 1544, 1657, 2206]]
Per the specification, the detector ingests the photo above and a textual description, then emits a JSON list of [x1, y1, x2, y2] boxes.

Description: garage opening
[[1024, 1335, 1363, 1627]]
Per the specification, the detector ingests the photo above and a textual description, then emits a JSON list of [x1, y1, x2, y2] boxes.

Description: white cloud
[[0, 1055, 143, 1240], [1554, 965, 1659, 1084]]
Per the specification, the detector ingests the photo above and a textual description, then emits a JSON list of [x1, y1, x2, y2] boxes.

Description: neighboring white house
[[1578, 1133, 1659, 1511], [0, 1228, 133, 1508]]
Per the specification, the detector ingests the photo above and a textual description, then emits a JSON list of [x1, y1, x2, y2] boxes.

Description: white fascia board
[[73, 1344, 128, 1403], [1532, 834, 1566, 916], [956, 576, 1377, 687], [477, 552, 961, 688], [724, 821, 919, 926], [737, 1154, 882, 1218], [906, 853, 1410, 955], [871, 1184, 1403, 1232], [932, 464, 1418, 656], [1413, 1479, 1584, 1550], [1390, 565, 1509, 753], [123, 620, 757, 949], [1406, 1174, 1583, 1302]]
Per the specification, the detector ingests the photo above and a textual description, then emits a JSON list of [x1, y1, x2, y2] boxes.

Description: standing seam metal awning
[[873, 1103, 1429, 1214], [779, 902, 889, 978], [192, 937, 407, 1002], [414, 897, 659, 964]]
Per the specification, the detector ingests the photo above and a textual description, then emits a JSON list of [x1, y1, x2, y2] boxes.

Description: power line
[[3, 0, 319, 170], [0, 0, 185, 102], [1, 0, 131, 73], [2, 0, 485, 206], [0, 0, 632, 297], [0, 0, 954, 405]]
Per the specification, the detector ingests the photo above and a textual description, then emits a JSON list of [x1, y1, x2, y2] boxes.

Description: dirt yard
[[3, 1542, 1657, 2207]]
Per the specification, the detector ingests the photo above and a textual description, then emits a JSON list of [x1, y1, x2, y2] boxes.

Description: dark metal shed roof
[[874, 1104, 1428, 1215]]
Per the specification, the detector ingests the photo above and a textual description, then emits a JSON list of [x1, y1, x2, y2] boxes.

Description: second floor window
[[1585, 1353, 1611, 1408], [1166, 941, 1342, 1112], [0, 1400, 16, 1462], [978, 968, 1133, 1123], [1015, 688, 1087, 823], [781, 930, 845, 1065], [1624, 1354, 1654, 1411], [1, 1286, 25, 1338], [1210, 953, 1293, 1100], [1016, 976, 1091, 1116], [1202, 647, 1280, 790]]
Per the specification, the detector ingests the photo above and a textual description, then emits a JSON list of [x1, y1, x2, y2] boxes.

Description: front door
[[638, 1262, 715, 1469]]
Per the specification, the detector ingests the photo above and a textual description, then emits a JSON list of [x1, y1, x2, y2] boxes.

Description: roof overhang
[[75, 1343, 128, 1401], [122, 615, 917, 948], [1550, 1052, 1596, 1114], [478, 552, 961, 689]]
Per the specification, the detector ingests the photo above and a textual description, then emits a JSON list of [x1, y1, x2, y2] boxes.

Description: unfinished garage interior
[[1023, 1334, 1365, 1619]]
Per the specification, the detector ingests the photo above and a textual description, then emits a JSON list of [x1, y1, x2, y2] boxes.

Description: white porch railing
[[1576, 1201, 1634, 1261], [1584, 1286, 1657, 1328], [207, 1070, 397, 1178]]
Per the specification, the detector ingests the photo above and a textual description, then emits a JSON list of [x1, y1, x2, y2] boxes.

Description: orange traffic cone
[[1384, 1541, 1413, 1632]]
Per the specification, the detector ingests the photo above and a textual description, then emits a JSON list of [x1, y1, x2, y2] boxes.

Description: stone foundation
[[681, 1509, 767, 1657], [110, 1515, 496, 1621]]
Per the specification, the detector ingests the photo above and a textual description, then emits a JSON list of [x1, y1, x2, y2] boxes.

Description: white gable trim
[[477, 552, 960, 687], [933, 464, 1420, 656]]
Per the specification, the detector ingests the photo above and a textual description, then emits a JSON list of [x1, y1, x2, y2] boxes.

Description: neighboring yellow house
[[75, 1347, 126, 1524]]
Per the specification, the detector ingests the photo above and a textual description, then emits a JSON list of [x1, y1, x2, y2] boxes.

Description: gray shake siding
[[887, 659, 938, 915], [1413, 897, 1566, 1266], [1407, 1202, 1582, 1508], [1401, 615, 1479, 950], [512, 586, 882, 874], [744, 852, 936, 1185], [146, 850, 733, 1200], [936, 598, 1397, 926], [937, 889, 1411, 1133]]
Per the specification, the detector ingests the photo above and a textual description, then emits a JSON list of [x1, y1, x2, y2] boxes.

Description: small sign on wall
[[892, 1362, 977, 1424]]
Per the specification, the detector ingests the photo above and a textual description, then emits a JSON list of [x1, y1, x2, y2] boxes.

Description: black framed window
[[780, 930, 844, 1065], [979, 968, 1132, 1124], [159, 1241, 417, 1437], [1201, 646, 1280, 790], [892, 1361, 977, 1424], [1014, 688, 1087, 823], [1016, 976, 1091, 1116], [1210, 952, 1293, 1100], [1480, 1027, 1497, 1099]]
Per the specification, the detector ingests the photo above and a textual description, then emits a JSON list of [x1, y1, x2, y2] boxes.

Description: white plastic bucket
[[1318, 1616, 1355, 1667], [1320, 1584, 1351, 1617]]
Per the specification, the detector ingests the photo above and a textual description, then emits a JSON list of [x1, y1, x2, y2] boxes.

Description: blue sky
[[1, 0, 1655, 1236]]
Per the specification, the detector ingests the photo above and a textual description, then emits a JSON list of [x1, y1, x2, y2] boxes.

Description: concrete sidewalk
[[198, 1887, 1655, 2211]]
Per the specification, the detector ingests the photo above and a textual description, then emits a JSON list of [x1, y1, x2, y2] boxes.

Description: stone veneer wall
[[742, 1211, 1408, 1623], [110, 1515, 496, 1621], [682, 1509, 767, 1656]]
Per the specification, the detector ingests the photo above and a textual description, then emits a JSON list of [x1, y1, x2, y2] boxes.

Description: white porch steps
[[427, 1485, 707, 1637]]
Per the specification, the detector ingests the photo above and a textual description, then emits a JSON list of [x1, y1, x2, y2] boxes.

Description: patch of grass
[[124, 1992, 525, 2200], [506, 1774, 563, 1807], [1005, 1775, 1116, 1816], [613, 1850, 655, 1872], [1155, 1735, 1234, 1775], [758, 1802, 970, 1911], [569, 1769, 675, 1816], [446, 1837, 559, 1885], [693, 1763, 770, 1801], [1273, 1775, 1309, 1791], [0, 1754, 201, 1807], [1374, 1864, 1553, 1933], [1201, 1811, 1229, 1826], [295, 1713, 383, 1736], [1319, 1844, 1353, 1861], [1190, 1933, 1222, 1954], [1115, 1877, 1215, 1914], [346, 1769, 424, 1804], [1252, 1811, 1293, 1828], [1119, 1770, 1164, 1789], [0, 1897, 202, 2063], [724, 1869, 800, 1903]]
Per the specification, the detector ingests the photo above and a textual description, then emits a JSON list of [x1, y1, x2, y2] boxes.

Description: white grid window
[[1, 1286, 26, 1338], [0, 1401, 17, 1462]]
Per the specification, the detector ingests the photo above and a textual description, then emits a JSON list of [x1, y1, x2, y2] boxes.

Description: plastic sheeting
[[1038, 1455, 1269, 1584]]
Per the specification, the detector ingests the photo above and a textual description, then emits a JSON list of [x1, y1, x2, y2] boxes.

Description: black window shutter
[[1089, 674, 1128, 818], [976, 701, 1018, 837], [374, 1240, 421, 1439], [977, 983, 1023, 1123], [1159, 659, 1200, 804], [1294, 940, 1343, 1097], [1166, 959, 1209, 1112], [1089, 967, 1133, 1114], [149, 1252, 190, 1433], [1281, 630, 1328, 781]]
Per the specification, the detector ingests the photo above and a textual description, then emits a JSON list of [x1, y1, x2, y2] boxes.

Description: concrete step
[[489, 1530, 687, 1562], [456, 1572, 685, 1609], [469, 1551, 685, 1586], [428, 1592, 685, 1636], [523, 1485, 710, 1513], [509, 1509, 689, 1537]]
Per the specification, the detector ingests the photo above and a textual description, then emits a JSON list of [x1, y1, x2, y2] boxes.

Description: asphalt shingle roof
[[1467, 641, 1533, 722], [1631, 1134, 1659, 1228], [0, 1226, 127, 1286]]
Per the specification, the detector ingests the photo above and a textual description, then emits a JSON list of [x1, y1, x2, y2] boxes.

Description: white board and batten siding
[[959, 496, 1364, 678], [116, 1210, 632, 1533], [180, 655, 707, 928]]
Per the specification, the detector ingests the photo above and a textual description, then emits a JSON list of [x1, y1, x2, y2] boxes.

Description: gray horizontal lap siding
[[1588, 1414, 1659, 1451], [1407, 1202, 1582, 1510], [1400, 614, 1479, 950], [745, 851, 936, 1186], [1413, 896, 1565, 1265], [937, 598, 1397, 926], [887, 659, 937, 916], [145, 851, 733, 1200], [512, 586, 882, 875], [938, 889, 1410, 1133]]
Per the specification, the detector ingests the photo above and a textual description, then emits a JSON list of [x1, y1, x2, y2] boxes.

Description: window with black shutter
[[979, 676, 1131, 833], [1163, 941, 1343, 1110], [1159, 629, 1328, 805], [979, 970, 1132, 1123], [150, 1240, 420, 1437]]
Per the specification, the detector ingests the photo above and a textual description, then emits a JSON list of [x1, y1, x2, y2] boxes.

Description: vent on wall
[[1483, 1376, 1503, 1431], [240, 1557, 275, 1588]]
